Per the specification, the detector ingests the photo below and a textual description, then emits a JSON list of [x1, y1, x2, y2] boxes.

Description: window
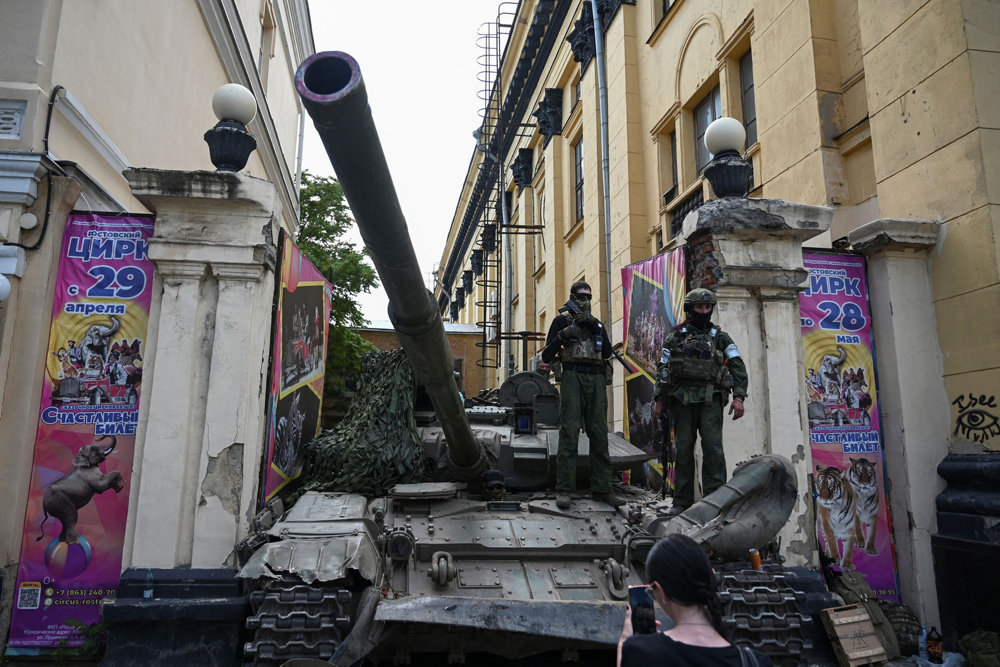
[[534, 189, 546, 271], [574, 138, 584, 221], [740, 51, 757, 147], [258, 1, 276, 84], [693, 86, 721, 174], [662, 130, 678, 204], [655, 0, 678, 27]]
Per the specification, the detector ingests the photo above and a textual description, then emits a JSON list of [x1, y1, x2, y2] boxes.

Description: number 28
[[817, 300, 867, 332]]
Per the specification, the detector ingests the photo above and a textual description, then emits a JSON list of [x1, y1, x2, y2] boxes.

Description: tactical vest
[[561, 335, 604, 365], [661, 327, 734, 396]]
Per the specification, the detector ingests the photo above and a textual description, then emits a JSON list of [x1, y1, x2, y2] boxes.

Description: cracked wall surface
[[201, 442, 244, 517]]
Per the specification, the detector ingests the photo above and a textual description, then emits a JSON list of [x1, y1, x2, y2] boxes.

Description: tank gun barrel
[[295, 51, 482, 473]]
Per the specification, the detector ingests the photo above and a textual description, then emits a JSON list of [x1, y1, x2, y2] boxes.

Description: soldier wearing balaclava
[[541, 281, 621, 509], [653, 288, 748, 515]]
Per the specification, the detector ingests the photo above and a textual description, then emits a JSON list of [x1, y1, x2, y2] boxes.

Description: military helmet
[[684, 288, 717, 307]]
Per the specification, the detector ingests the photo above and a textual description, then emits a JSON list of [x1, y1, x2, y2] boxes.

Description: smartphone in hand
[[628, 585, 656, 634]]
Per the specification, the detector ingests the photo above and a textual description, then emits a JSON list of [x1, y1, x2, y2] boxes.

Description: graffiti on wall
[[952, 393, 999, 443]]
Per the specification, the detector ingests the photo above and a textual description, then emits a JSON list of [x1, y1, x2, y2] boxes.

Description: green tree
[[296, 171, 378, 393]]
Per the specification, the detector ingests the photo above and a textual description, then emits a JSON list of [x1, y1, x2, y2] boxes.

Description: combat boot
[[592, 491, 625, 508]]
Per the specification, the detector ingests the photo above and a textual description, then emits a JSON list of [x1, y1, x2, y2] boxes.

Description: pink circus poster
[[620, 248, 686, 491], [261, 232, 331, 501], [800, 252, 900, 602], [8, 213, 155, 650]]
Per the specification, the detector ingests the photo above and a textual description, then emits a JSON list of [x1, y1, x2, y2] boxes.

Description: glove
[[575, 312, 599, 328], [560, 324, 582, 341]]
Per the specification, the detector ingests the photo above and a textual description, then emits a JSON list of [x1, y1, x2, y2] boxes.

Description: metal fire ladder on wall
[[472, 8, 513, 371], [473, 3, 546, 374]]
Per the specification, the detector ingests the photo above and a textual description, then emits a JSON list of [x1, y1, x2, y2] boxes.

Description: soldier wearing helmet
[[540, 281, 622, 510], [653, 287, 748, 515]]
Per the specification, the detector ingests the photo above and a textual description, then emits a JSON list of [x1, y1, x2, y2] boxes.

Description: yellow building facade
[[437, 0, 999, 634]]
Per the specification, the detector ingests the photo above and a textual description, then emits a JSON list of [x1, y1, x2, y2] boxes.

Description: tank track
[[717, 564, 837, 666], [244, 576, 355, 665]]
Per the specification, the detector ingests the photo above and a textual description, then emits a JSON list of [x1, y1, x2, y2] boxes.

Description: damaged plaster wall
[[197, 442, 244, 568]]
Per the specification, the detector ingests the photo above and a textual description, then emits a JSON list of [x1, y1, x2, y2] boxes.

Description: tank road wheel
[[243, 576, 357, 665]]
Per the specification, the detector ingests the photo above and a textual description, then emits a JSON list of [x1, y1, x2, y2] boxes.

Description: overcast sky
[[301, 2, 510, 323]]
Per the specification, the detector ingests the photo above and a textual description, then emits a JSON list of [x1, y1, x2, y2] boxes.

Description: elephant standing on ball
[[36, 435, 125, 544]]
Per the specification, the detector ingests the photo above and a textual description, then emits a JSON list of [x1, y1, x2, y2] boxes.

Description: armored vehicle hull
[[238, 51, 832, 665]]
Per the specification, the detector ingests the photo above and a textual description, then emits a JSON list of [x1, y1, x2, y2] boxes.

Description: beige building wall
[[0, 0, 312, 643], [435, 0, 999, 628]]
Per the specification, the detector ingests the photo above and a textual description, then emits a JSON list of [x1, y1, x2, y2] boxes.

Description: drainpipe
[[502, 166, 513, 380], [295, 109, 305, 198], [591, 0, 614, 424]]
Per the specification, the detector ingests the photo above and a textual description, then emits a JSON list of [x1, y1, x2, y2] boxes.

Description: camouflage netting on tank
[[297, 349, 425, 496]]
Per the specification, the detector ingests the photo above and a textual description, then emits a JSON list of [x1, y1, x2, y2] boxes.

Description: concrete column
[[849, 218, 945, 627], [124, 168, 279, 569], [682, 198, 833, 565]]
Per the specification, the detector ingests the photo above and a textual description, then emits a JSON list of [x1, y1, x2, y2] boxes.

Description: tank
[[238, 51, 828, 666]]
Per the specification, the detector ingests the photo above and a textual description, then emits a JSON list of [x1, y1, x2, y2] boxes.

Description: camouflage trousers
[[668, 395, 727, 509], [556, 369, 611, 493]]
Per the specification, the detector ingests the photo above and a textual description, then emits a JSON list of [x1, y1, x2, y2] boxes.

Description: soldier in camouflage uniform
[[654, 288, 748, 514], [541, 281, 623, 509]]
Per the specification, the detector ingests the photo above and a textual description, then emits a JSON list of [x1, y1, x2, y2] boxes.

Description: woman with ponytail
[[617, 533, 772, 666]]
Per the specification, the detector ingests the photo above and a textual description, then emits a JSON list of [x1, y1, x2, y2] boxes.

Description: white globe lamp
[[212, 83, 257, 125], [204, 83, 258, 172], [703, 117, 751, 198], [705, 117, 746, 156]]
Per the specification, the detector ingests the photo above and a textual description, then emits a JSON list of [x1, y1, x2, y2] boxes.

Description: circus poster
[[262, 231, 332, 501], [800, 251, 899, 602], [8, 213, 155, 650], [621, 248, 686, 492]]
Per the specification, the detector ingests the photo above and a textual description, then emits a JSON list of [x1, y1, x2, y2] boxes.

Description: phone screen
[[628, 585, 656, 634]]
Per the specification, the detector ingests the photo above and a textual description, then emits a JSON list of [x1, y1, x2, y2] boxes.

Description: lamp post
[[204, 83, 258, 172], [703, 117, 751, 198]]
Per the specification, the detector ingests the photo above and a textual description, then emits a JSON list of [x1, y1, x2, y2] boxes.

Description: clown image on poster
[[800, 252, 900, 602], [9, 213, 155, 650]]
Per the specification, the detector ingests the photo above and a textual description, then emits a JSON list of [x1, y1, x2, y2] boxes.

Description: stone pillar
[[124, 168, 279, 568], [682, 198, 832, 565], [849, 218, 945, 626]]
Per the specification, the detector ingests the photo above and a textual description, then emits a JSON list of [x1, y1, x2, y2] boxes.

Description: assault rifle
[[659, 405, 674, 498]]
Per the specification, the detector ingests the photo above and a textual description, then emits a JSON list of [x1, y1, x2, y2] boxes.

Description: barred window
[[693, 85, 721, 174], [740, 50, 757, 147], [574, 138, 584, 221]]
